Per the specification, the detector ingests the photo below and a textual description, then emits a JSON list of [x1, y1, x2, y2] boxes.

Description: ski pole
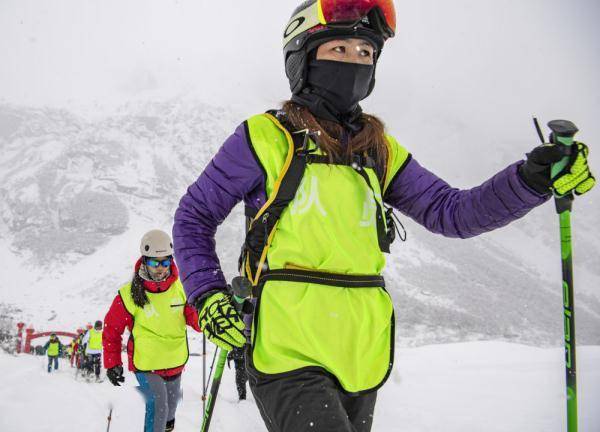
[[200, 347, 227, 432], [106, 406, 113, 432], [202, 333, 207, 413], [200, 277, 252, 432], [548, 119, 579, 432]]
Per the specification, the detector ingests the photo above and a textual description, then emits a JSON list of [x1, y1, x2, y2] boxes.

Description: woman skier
[[103, 229, 201, 432], [173, 1, 595, 431]]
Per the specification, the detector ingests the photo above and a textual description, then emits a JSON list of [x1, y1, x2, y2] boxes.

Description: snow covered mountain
[[0, 100, 244, 330], [1, 99, 598, 346]]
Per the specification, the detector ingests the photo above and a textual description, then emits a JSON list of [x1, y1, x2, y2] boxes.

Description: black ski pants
[[228, 347, 248, 399], [89, 353, 101, 377], [249, 369, 377, 432]]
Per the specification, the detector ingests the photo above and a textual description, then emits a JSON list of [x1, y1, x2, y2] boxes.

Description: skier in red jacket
[[103, 229, 201, 432]]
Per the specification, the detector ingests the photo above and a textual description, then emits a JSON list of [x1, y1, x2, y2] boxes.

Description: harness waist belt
[[259, 269, 385, 289]]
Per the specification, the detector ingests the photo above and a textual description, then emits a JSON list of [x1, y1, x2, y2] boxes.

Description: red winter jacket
[[103, 259, 201, 377]]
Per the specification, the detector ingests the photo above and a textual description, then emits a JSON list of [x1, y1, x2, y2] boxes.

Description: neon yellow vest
[[245, 113, 410, 393], [47, 341, 60, 356], [88, 329, 103, 351], [119, 279, 189, 371]]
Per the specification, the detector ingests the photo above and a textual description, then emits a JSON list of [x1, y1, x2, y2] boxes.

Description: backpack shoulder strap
[[241, 112, 308, 285]]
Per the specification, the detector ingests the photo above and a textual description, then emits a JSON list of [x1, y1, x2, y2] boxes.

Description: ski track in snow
[[1, 342, 598, 432]]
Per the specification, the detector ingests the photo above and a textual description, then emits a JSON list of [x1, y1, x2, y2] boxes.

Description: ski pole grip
[[231, 276, 252, 313], [548, 120, 578, 178]]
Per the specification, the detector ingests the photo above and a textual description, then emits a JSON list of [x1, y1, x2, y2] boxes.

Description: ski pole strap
[[258, 268, 385, 291]]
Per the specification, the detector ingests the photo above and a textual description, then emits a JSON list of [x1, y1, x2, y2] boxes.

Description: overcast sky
[[1, 0, 599, 177]]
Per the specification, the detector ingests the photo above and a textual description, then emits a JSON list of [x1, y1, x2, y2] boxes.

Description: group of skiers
[[43, 320, 104, 382], [87, 0, 595, 431]]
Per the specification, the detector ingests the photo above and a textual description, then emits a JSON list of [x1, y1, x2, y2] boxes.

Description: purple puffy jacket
[[173, 122, 548, 303]]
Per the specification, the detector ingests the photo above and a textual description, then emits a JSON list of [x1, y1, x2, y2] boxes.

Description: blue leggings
[[135, 372, 182, 432]]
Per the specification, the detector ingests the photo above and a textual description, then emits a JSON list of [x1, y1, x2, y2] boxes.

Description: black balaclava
[[292, 58, 374, 132]]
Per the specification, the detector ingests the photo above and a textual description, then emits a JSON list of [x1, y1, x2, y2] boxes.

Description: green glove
[[199, 292, 246, 351], [552, 142, 595, 196]]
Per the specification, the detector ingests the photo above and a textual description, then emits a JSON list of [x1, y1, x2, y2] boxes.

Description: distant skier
[[66, 339, 74, 365], [227, 347, 248, 401], [44, 333, 63, 373], [70, 336, 79, 367], [74, 333, 85, 369], [103, 229, 201, 432], [173, 1, 595, 430], [82, 320, 104, 381]]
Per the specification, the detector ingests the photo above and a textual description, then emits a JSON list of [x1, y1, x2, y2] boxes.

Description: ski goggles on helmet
[[144, 257, 172, 268], [284, 0, 396, 48], [318, 0, 396, 37]]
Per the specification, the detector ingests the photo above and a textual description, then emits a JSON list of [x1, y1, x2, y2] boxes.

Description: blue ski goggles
[[145, 257, 172, 268]]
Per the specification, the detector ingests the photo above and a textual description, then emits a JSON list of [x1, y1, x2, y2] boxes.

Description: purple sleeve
[[384, 157, 550, 238], [173, 123, 266, 302]]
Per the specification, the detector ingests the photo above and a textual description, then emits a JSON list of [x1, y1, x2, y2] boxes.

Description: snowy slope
[[2, 341, 599, 431], [0, 99, 599, 347]]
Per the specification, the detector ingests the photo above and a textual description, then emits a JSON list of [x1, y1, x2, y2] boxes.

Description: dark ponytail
[[130, 272, 149, 308]]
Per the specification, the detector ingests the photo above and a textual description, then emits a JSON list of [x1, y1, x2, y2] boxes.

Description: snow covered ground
[[2, 340, 599, 432]]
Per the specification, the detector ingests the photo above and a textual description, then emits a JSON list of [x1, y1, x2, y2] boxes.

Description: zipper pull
[[262, 212, 270, 251]]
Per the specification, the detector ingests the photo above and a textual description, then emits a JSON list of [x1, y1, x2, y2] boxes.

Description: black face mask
[[306, 59, 374, 115]]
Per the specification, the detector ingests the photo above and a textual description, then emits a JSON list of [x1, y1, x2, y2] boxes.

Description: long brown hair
[[131, 272, 149, 308], [282, 101, 389, 180]]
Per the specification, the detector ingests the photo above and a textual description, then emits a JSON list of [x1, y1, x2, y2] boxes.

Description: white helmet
[[139, 229, 173, 257]]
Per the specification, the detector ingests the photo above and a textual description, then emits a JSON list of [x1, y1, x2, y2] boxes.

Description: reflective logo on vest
[[142, 303, 159, 319], [291, 175, 327, 217], [360, 193, 376, 227], [359, 187, 382, 228]]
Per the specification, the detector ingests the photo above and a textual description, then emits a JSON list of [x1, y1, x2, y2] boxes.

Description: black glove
[[107, 365, 125, 386], [518, 143, 570, 195]]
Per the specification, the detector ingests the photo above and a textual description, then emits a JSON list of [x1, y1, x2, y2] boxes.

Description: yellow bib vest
[[243, 113, 410, 394], [47, 341, 60, 357], [119, 279, 189, 371], [88, 328, 103, 351]]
